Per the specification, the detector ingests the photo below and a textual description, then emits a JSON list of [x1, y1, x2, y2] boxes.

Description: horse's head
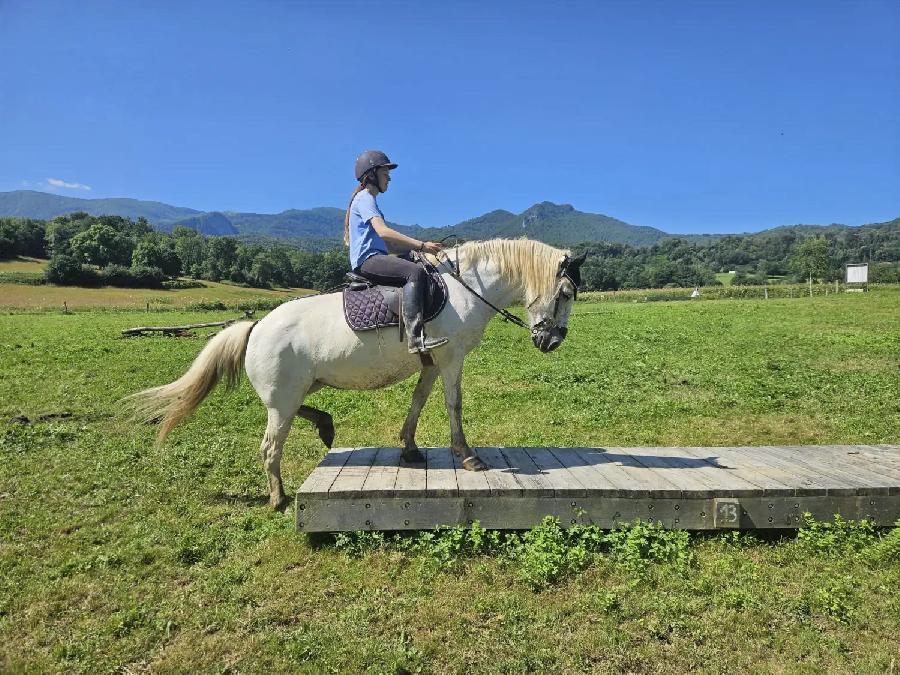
[[528, 253, 586, 353]]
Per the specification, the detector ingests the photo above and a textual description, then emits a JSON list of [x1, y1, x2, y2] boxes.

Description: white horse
[[130, 239, 586, 508]]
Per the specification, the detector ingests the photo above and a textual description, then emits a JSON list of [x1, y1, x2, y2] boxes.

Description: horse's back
[[245, 292, 421, 395]]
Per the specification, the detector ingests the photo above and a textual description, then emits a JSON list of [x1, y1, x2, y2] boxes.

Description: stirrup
[[408, 335, 449, 354]]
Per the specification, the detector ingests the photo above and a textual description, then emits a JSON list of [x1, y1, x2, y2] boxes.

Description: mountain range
[[0, 190, 893, 248]]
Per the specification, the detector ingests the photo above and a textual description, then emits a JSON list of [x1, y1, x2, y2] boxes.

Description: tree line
[[570, 220, 900, 290], [0, 213, 349, 290], [1, 212, 898, 291]]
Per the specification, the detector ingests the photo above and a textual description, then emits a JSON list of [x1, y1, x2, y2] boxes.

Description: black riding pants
[[357, 253, 426, 287]]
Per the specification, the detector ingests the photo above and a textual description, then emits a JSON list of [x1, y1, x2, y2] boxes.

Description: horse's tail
[[127, 320, 257, 446]]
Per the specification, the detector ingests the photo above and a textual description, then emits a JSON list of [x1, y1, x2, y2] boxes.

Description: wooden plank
[[393, 449, 427, 498], [795, 444, 900, 478], [475, 446, 524, 497], [327, 446, 380, 498], [425, 447, 458, 497], [360, 447, 402, 497], [679, 446, 798, 495], [792, 445, 900, 494], [451, 450, 493, 497], [751, 446, 861, 496], [858, 445, 900, 473], [499, 447, 556, 497], [675, 446, 792, 495], [762, 445, 893, 494], [703, 446, 827, 495], [297, 448, 352, 495], [628, 446, 765, 497], [572, 447, 682, 497], [547, 447, 623, 496], [613, 447, 713, 497], [524, 447, 591, 497]]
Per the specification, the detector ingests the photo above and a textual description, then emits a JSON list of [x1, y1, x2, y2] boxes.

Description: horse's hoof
[[462, 456, 487, 471], [401, 448, 425, 464]]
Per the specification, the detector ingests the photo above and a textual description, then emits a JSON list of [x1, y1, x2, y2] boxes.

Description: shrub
[[44, 254, 101, 286], [864, 521, 900, 564], [797, 514, 876, 557], [514, 516, 592, 590], [604, 520, 693, 573], [162, 278, 206, 290], [99, 264, 166, 289]]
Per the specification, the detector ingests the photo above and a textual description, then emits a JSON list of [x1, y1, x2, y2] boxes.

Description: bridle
[[530, 255, 581, 336], [422, 238, 580, 339]]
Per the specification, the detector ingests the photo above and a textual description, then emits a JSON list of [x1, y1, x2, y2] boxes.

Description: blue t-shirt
[[348, 190, 388, 270]]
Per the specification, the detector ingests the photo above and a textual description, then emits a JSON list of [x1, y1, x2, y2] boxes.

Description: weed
[[514, 516, 592, 590], [797, 514, 876, 557], [865, 521, 900, 564], [812, 576, 858, 624], [333, 530, 386, 557], [605, 520, 693, 574]]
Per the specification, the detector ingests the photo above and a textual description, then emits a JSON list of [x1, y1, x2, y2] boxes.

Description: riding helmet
[[355, 150, 398, 182]]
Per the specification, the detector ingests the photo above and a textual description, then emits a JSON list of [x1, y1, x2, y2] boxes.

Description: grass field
[[1, 287, 898, 672], [0, 256, 47, 272], [715, 272, 733, 286]]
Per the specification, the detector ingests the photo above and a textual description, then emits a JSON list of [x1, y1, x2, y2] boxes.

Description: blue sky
[[1, 0, 897, 234]]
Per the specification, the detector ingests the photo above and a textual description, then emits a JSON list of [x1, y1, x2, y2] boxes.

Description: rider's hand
[[420, 241, 443, 255]]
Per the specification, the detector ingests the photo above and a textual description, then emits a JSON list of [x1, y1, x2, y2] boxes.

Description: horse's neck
[[452, 255, 521, 319]]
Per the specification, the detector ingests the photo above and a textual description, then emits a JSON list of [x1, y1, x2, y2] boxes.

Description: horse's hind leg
[[260, 407, 294, 509], [297, 405, 334, 449]]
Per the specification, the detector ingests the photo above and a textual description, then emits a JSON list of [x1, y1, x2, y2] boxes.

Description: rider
[[344, 150, 449, 354]]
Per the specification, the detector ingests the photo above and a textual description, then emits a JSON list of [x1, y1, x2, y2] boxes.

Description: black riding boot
[[402, 280, 449, 354]]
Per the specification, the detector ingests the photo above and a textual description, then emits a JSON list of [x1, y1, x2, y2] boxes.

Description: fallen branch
[[122, 311, 254, 337]]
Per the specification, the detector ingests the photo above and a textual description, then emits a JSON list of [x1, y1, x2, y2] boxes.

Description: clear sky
[[1, 0, 898, 234]]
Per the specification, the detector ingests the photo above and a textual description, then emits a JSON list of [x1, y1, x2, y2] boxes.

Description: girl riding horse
[[345, 150, 449, 354]]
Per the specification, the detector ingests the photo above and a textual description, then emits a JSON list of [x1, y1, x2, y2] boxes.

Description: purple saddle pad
[[342, 267, 448, 332], [343, 286, 401, 331]]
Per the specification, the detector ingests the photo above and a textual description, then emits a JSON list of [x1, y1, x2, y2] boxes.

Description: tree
[[70, 223, 132, 267], [132, 234, 181, 277], [172, 227, 207, 278], [203, 237, 239, 282], [792, 237, 829, 294], [45, 213, 93, 257]]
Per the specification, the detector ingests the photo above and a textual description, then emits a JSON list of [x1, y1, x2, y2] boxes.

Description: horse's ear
[[571, 252, 587, 267]]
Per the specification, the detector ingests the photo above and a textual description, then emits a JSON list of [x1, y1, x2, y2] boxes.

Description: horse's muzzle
[[533, 326, 567, 353]]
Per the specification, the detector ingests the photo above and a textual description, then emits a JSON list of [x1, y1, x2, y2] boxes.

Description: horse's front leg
[[440, 361, 487, 471], [399, 365, 439, 463]]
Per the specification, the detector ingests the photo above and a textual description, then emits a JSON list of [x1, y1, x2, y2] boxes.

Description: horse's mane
[[449, 239, 569, 306]]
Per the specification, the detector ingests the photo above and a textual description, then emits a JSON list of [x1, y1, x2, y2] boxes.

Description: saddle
[[342, 259, 448, 332]]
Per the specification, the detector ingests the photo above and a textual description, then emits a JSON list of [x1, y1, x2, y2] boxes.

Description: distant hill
[[162, 211, 238, 236], [410, 201, 667, 247], [0, 190, 200, 224], [0, 189, 895, 248]]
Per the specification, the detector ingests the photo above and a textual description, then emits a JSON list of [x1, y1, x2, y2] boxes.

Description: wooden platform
[[295, 445, 900, 532]]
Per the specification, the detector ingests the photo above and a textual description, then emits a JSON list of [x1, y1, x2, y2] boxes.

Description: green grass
[[1, 289, 899, 672], [715, 272, 734, 286]]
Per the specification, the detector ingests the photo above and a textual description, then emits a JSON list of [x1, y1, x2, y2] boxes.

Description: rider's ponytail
[[343, 183, 367, 246]]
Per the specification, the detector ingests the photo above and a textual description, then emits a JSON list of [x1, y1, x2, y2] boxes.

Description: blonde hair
[[455, 239, 568, 306]]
